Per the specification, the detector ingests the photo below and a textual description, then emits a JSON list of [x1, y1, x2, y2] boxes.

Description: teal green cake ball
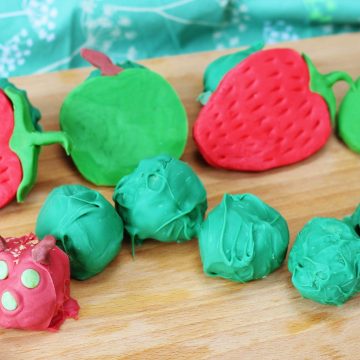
[[288, 217, 360, 306], [198, 193, 289, 282], [113, 155, 207, 244], [36, 184, 123, 280]]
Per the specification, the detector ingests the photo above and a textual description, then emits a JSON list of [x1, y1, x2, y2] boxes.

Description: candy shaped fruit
[[113, 155, 207, 249], [36, 184, 124, 280], [194, 47, 353, 171], [0, 233, 79, 331], [288, 217, 360, 306], [337, 78, 360, 152], [0, 79, 70, 208], [198, 193, 289, 282], [60, 49, 188, 186]]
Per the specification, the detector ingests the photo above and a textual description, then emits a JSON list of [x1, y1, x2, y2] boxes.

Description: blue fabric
[[0, 0, 359, 77]]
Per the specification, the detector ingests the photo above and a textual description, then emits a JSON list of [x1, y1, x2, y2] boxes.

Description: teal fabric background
[[0, 0, 359, 77]]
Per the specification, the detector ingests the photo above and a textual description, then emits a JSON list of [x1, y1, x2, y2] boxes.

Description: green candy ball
[[288, 217, 360, 306], [199, 193, 289, 282], [36, 185, 123, 280], [113, 155, 207, 244]]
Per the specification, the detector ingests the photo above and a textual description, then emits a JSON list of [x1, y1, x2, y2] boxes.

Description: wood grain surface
[[1, 33, 360, 360]]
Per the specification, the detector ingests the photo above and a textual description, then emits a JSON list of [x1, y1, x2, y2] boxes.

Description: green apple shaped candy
[[198, 193, 289, 283], [60, 49, 188, 186], [288, 217, 360, 306]]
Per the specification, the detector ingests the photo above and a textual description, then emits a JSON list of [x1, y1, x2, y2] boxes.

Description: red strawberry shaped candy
[[0, 234, 79, 331], [194, 47, 353, 171], [0, 79, 70, 208]]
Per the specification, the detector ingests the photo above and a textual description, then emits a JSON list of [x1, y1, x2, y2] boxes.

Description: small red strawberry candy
[[194, 47, 352, 171]]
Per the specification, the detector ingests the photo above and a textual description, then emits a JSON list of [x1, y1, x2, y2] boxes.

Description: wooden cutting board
[[1, 33, 360, 360]]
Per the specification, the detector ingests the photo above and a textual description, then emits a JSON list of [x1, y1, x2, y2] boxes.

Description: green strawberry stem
[[198, 42, 264, 105], [304, 54, 354, 125], [4, 86, 71, 202]]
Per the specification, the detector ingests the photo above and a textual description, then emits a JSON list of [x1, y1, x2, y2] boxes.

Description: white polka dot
[[46, 33, 55, 42], [47, 21, 56, 30], [21, 29, 28, 37], [50, 8, 58, 18], [125, 31, 137, 40], [39, 29, 47, 39], [119, 17, 131, 26], [27, 39, 33, 46]]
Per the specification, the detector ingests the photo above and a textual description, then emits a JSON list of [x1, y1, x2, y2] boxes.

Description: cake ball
[[0, 234, 79, 331], [288, 217, 360, 305], [198, 193, 289, 282], [36, 185, 123, 280], [113, 155, 207, 245]]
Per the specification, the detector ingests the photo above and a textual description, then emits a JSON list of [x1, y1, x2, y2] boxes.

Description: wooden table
[[2, 33, 360, 359]]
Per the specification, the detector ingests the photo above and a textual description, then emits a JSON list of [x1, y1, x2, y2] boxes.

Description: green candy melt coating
[[198, 43, 263, 105], [0, 260, 8, 280], [113, 155, 207, 248], [60, 68, 188, 186], [21, 269, 40, 289], [1, 291, 18, 311], [288, 217, 360, 306], [199, 193, 289, 283], [337, 78, 360, 152], [36, 184, 124, 280]]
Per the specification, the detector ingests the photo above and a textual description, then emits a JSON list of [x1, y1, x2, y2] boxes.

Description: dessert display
[[0, 233, 79, 331], [288, 216, 360, 306], [0, 79, 70, 208], [59, 49, 188, 186], [193, 46, 353, 171], [36, 185, 124, 280], [113, 155, 207, 248], [198, 193, 289, 282]]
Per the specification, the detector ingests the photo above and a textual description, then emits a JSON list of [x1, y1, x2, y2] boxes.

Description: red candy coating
[[193, 49, 331, 171], [0, 233, 79, 331], [0, 89, 22, 208]]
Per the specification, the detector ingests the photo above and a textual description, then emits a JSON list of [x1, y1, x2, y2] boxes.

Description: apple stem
[[81, 48, 123, 76]]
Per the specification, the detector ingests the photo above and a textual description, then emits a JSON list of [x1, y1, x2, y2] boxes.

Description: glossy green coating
[[60, 68, 188, 186], [1, 291, 17, 311], [36, 184, 124, 280], [304, 54, 353, 124], [337, 78, 360, 152], [288, 217, 360, 306], [198, 43, 263, 105], [4, 87, 70, 202], [21, 269, 40, 289], [198, 193, 289, 283], [0, 260, 8, 280], [113, 155, 207, 249]]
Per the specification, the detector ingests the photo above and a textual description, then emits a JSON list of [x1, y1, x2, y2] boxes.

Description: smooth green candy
[[21, 269, 40, 289], [36, 184, 124, 280], [288, 217, 360, 306], [337, 78, 360, 152], [1, 291, 17, 311], [0, 260, 8, 280], [199, 193, 289, 283], [113, 155, 207, 247], [60, 67, 188, 186], [198, 43, 263, 105]]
